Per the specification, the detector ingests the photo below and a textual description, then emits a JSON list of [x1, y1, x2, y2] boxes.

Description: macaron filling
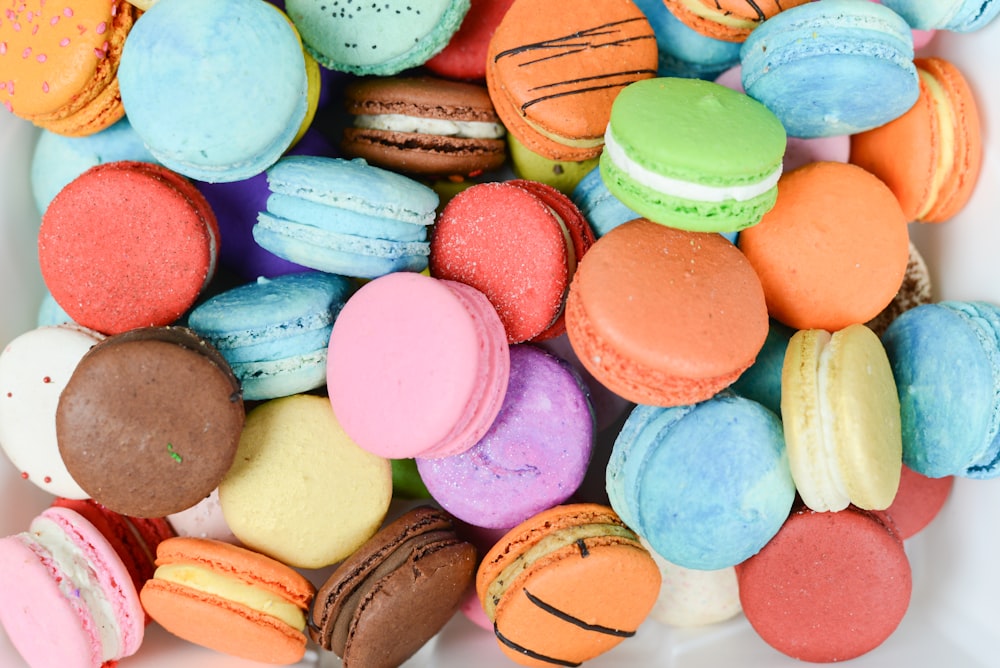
[[354, 114, 506, 140], [602, 125, 782, 203], [917, 67, 958, 221]]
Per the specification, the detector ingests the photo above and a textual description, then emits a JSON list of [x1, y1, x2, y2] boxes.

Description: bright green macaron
[[600, 77, 786, 233]]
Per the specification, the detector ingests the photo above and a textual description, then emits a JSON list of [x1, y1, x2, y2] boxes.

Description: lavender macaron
[[416, 344, 595, 530]]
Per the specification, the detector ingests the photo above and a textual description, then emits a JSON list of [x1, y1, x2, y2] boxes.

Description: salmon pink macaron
[[38, 161, 219, 335]]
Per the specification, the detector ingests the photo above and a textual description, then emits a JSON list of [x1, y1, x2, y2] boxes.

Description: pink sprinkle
[[41, 81, 48, 92], [36, 53, 45, 62], [21, 46, 30, 58], [95, 21, 106, 34], [63, 6, 73, 17], [59, 37, 69, 46]]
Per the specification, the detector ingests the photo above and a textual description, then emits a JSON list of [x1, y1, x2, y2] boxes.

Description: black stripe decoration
[[524, 589, 636, 637], [494, 622, 582, 667]]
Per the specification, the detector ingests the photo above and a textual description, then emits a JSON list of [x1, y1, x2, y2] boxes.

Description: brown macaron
[[308, 505, 477, 667], [341, 75, 507, 178], [56, 326, 245, 518]]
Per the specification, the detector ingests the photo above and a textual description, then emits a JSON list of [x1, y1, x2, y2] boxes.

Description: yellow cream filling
[[154, 563, 306, 631], [917, 68, 957, 220], [677, 0, 758, 30], [483, 523, 637, 620]]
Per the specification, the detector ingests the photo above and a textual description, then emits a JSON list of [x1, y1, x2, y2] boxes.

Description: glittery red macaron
[[38, 161, 219, 335]]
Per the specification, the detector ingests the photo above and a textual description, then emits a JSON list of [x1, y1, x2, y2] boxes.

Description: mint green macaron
[[600, 77, 786, 233]]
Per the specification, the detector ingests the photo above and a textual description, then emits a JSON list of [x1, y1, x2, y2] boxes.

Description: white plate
[[2, 18, 1000, 668]]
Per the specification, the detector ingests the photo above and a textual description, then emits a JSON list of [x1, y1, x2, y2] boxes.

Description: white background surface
[[2, 15, 1000, 668]]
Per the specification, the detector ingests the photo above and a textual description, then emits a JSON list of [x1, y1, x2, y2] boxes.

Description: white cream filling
[[917, 68, 957, 220], [815, 339, 851, 512], [354, 113, 505, 140], [603, 126, 782, 203]]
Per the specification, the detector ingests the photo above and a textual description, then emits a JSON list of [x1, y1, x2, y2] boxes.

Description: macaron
[[851, 56, 983, 223], [118, 0, 309, 182], [341, 75, 507, 178], [632, 0, 742, 79], [286, 0, 471, 75], [416, 344, 595, 529], [38, 160, 219, 336], [140, 537, 316, 665], [781, 324, 903, 512], [254, 155, 439, 279], [308, 505, 477, 666], [737, 161, 910, 331], [0, 324, 104, 498], [881, 301, 1000, 479], [476, 503, 661, 667], [662, 0, 811, 42], [327, 272, 510, 459], [607, 395, 796, 570], [430, 179, 596, 343], [219, 394, 392, 569], [0, 507, 145, 668], [56, 326, 245, 518], [424, 0, 517, 80], [740, 0, 921, 138], [880, 0, 1000, 31], [565, 219, 769, 407], [600, 77, 787, 233], [737, 505, 912, 662], [187, 271, 357, 401], [486, 0, 658, 161], [0, 0, 136, 136]]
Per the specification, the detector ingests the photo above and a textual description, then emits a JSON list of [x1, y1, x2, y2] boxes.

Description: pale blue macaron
[[882, 301, 1000, 479], [254, 156, 438, 279], [187, 271, 356, 401], [118, 0, 308, 182], [740, 0, 920, 138], [880, 0, 1000, 31], [607, 394, 795, 570], [632, 0, 741, 80]]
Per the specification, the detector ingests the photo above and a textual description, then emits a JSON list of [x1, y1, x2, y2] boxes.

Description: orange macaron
[[0, 0, 136, 135], [738, 161, 910, 331], [851, 56, 983, 223]]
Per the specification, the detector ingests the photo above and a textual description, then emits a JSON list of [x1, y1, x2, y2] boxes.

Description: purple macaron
[[416, 344, 595, 530]]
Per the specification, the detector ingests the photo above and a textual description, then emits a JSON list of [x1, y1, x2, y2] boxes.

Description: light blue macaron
[[740, 0, 920, 138], [632, 0, 741, 80], [187, 271, 356, 401], [254, 156, 439, 279], [882, 301, 1000, 479], [880, 0, 1000, 31], [118, 0, 308, 182], [607, 394, 795, 570]]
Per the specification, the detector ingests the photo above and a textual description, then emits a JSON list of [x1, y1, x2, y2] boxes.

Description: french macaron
[[287, 0, 470, 75], [851, 56, 983, 223], [56, 326, 245, 518], [633, 0, 742, 80], [663, 0, 811, 42], [308, 505, 478, 666], [740, 0, 921, 138], [219, 394, 392, 569], [417, 344, 595, 530], [253, 155, 439, 279], [0, 507, 145, 668], [187, 271, 356, 401], [424, 0, 517, 80], [781, 324, 903, 512], [430, 179, 595, 343], [118, 0, 309, 182], [476, 503, 661, 667], [0, 0, 136, 136], [38, 160, 219, 336], [880, 0, 1000, 31], [140, 537, 316, 665], [566, 219, 769, 407], [737, 505, 912, 662], [341, 75, 507, 178], [486, 0, 658, 161], [600, 77, 786, 233], [640, 538, 741, 628], [881, 301, 1000, 479], [737, 161, 910, 331], [607, 395, 796, 570], [327, 272, 510, 460], [0, 324, 104, 498]]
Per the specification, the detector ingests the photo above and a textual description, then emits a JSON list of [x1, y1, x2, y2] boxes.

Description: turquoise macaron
[[880, 0, 1000, 31], [286, 0, 470, 75], [740, 0, 920, 138], [254, 156, 439, 279], [187, 271, 356, 401], [882, 301, 1000, 479], [606, 394, 796, 570], [118, 0, 308, 182]]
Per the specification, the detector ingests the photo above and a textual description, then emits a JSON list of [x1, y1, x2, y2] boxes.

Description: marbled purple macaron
[[416, 344, 595, 529]]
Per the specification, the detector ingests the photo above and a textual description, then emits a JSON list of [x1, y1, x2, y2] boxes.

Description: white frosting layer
[[355, 114, 505, 140], [603, 126, 782, 203]]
